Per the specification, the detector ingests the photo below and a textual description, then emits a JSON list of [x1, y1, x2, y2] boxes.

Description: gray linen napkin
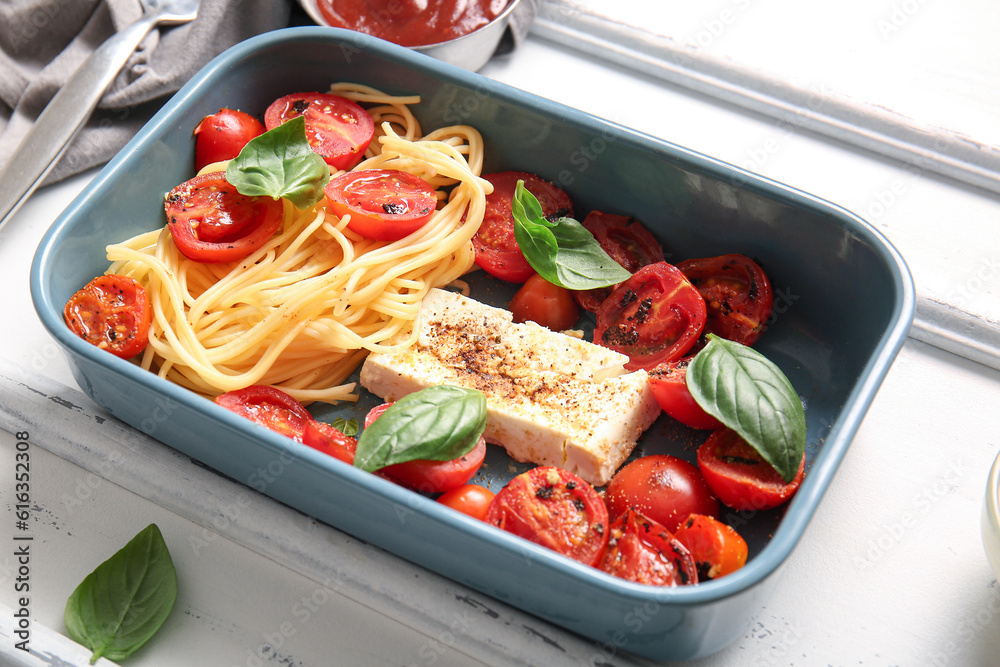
[[0, 0, 292, 185]]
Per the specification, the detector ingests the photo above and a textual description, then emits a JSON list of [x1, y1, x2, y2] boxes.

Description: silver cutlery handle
[[0, 14, 159, 227]]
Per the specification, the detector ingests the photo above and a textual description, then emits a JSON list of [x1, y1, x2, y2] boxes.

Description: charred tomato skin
[[677, 253, 773, 346], [486, 466, 609, 566], [593, 262, 707, 371], [599, 509, 698, 587]]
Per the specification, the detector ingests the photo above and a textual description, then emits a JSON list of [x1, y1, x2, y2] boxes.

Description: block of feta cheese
[[359, 288, 661, 486]]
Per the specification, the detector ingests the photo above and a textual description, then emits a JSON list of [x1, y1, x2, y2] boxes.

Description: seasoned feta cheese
[[359, 289, 661, 486]]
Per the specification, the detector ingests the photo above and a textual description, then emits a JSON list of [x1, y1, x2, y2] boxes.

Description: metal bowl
[[297, 0, 524, 71]]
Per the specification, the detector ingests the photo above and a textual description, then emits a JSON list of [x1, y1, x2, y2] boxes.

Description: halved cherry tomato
[[193, 108, 265, 172], [165, 172, 284, 263], [508, 274, 580, 331], [324, 169, 437, 242], [303, 420, 357, 464], [647, 358, 723, 430], [364, 403, 486, 494], [471, 172, 573, 283], [437, 484, 495, 521], [605, 454, 720, 533], [599, 509, 698, 587], [593, 262, 707, 371], [64, 275, 151, 359], [697, 429, 805, 511], [215, 385, 313, 442], [486, 466, 608, 566], [677, 254, 773, 346], [673, 513, 748, 581], [264, 92, 374, 170], [574, 211, 666, 313]]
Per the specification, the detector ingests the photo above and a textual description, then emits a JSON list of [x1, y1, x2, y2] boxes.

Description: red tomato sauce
[[316, 0, 509, 47]]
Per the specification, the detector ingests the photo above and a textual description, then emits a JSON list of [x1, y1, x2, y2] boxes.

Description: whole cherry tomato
[[605, 454, 720, 532], [508, 274, 580, 331], [193, 108, 265, 172], [437, 484, 495, 521]]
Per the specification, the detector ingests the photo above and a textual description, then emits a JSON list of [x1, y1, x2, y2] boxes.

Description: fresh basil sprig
[[354, 385, 487, 473], [511, 180, 632, 290], [686, 334, 806, 482], [64, 523, 177, 664], [226, 116, 330, 209]]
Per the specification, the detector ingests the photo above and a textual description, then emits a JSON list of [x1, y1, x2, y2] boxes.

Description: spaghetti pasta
[[106, 84, 490, 404]]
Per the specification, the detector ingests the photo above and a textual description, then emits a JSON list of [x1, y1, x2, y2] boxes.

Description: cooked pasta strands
[[105, 85, 487, 404]]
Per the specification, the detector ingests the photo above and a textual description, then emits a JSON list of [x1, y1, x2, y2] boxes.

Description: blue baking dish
[[31, 27, 914, 660]]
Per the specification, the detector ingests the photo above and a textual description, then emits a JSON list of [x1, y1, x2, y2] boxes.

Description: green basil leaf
[[331, 417, 360, 437], [64, 524, 177, 664], [511, 180, 632, 290], [687, 334, 806, 482], [354, 385, 487, 473], [226, 116, 330, 209]]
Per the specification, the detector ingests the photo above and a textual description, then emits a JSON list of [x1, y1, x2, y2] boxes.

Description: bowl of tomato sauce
[[299, 0, 524, 71]]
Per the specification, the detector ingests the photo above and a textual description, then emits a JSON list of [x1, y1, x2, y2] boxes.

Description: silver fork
[[0, 0, 200, 228]]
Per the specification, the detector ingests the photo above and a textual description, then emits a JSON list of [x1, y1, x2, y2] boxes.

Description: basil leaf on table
[[687, 334, 806, 483], [64, 523, 177, 664], [354, 385, 488, 473], [511, 180, 632, 290], [226, 116, 330, 209]]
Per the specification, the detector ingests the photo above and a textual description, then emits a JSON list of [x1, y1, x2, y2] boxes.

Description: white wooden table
[[3, 2, 1000, 664]]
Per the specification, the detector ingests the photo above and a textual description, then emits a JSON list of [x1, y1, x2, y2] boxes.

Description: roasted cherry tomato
[[437, 484, 495, 521], [605, 454, 720, 533], [574, 211, 666, 313], [302, 420, 357, 464], [64, 275, 151, 359], [264, 92, 374, 170], [508, 274, 580, 331], [599, 509, 698, 587], [647, 358, 723, 430], [593, 262, 706, 371], [486, 466, 608, 566], [324, 169, 437, 242], [673, 513, 748, 581], [697, 429, 805, 511], [165, 172, 284, 263], [471, 171, 573, 283], [192, 108, 265, 172], [677, 254, 773, 346], [364, 403, 486, 494], [215, 385, 313, 442]]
